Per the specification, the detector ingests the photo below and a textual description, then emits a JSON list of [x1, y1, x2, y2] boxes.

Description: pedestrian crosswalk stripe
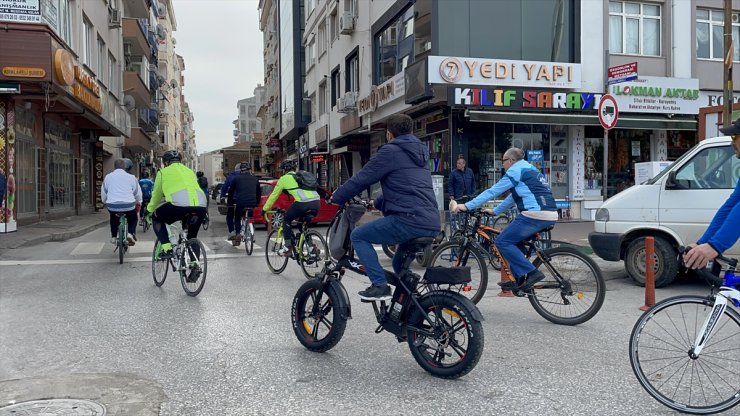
[[0, 253, 252, 266], [71, 242, 105, 256]]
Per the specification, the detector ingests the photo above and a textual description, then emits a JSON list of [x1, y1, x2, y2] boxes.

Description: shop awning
[[465, 110, 697, 130]]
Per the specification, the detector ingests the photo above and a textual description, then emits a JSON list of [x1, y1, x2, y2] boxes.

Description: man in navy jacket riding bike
[[330, 114, 440, 301]]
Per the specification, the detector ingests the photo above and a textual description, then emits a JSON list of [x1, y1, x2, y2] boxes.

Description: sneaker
[[126, 233, 136, 246], [521, 269, 546, 290], [498, 278, 524, 291], [110, 237, 117, 245], [278, 246, 293, 257], [186, 262, 201, 282], [358, 284, 392, 301], [227, 231, 236, 241]]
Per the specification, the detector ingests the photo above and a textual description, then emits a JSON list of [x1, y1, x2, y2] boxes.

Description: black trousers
[[108, 209, 138, 238], [152, 203, 207, 245], [283, 200, 321, 247]]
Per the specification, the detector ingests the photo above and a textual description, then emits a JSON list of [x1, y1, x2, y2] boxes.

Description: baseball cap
[[719, 118, 740, 136]]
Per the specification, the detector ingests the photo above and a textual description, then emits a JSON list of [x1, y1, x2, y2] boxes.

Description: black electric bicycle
[[291, 200, 484, 379]]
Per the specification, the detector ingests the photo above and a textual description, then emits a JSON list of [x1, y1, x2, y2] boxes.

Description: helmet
[[122, 158, 134, 172], [280, 159, 296, 171], [162, 150, 181, 163], [196, 171, 204, 177], [141, 171, 150, 179], [239, 161, 250, 172]]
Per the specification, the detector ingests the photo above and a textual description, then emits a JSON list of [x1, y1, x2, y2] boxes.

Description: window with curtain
[[97, 37, 106, 82], [82, 16, 93, 67], [608, 1, 661, 56], [696, 8, 740, 61]]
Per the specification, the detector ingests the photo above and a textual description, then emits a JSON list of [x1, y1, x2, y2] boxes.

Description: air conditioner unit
[[343, 91, 357, 108], [336, 95, 347, 112], [339, 12, 354, 35], [108, 8, 121, 28]]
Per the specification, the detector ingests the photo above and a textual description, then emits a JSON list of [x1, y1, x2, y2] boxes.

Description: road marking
[[0, 253, 250, 266], [70, 242, 105, 256]]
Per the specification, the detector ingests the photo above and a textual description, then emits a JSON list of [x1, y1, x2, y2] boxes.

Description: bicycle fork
[[691, 294, 729, 358]]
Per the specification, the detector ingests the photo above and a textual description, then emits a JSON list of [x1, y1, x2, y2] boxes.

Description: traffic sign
[[598, 94, 619, 130], [607, 62, 638, 85]]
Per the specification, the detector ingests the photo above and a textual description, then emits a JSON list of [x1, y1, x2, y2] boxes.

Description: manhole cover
[[0, 399, 106, 415]]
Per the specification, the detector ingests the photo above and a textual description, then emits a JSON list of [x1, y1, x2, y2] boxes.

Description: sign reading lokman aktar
[[428, 56, 581, 89], [610, 76, 700, 115], [0, 0, 41, 23]]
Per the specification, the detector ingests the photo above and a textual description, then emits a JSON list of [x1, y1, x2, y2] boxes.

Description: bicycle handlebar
[[678, 246, 738, 287]]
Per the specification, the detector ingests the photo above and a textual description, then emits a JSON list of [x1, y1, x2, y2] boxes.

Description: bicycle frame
[[691, 261, 739, 357], [267, 211, 309, 261]]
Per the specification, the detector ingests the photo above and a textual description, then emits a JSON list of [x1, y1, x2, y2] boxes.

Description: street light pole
[[723, 0, 734, 127]]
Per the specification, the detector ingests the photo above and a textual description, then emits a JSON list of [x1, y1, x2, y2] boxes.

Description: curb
[[0, 219, 108, 250]]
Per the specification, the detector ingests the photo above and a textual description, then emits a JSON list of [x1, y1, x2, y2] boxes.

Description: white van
[[588, 136, 740, 287]]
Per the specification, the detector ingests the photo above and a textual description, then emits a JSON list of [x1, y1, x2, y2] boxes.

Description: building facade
[[258, 0, 281, 176]]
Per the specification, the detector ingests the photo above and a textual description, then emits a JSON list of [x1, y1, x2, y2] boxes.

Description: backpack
[[290, 170, 318, 191]]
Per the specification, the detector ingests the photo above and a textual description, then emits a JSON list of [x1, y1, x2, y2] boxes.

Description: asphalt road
[[0, 211, 710, 415]]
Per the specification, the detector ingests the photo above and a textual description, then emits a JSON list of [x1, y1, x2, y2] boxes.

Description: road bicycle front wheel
[[243, 220, 254, 255], [529, 246, 605, 325], [299, 230, 328, 279], [425, 240, 488, 304], [151, 241, 169, 287], [630, 295, 740, 415], [407, 292, 484, 379], [265, 229, 288, 274], [180, 239, 207, 297], [291, 279, 347, 352]]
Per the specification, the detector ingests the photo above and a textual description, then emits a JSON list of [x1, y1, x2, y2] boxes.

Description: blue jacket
[[331, 133, 441, 231], [466, 159, 557, 215], [697, 179, 740, 254], [448, 167, 476, 199], [138, 178, 154, 199], [220, 170, 239, 203]]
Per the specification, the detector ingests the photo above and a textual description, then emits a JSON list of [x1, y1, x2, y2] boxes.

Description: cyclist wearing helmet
[[220, 162, 245, 240], [101, 158, 142, 246], [221, 162, 261, 243], [146, 150, 208, 259], [138, 171, 154, 223], [263, 159, 320, 257]]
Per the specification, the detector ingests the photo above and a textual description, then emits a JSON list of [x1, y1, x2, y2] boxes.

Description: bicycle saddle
[[406, 236, 436, 249], [540, 225, 555, 232]]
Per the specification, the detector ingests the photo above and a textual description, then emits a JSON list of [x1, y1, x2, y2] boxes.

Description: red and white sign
[[607, 62, 638, 85], [598, 94, 619, 130]]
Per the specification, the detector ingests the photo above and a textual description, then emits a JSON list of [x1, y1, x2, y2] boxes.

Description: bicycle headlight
[[595, 208, 609, 222]]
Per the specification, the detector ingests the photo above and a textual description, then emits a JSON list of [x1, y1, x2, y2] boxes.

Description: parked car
[[588, 136, 740, 288], [246, 179, 338, 225]]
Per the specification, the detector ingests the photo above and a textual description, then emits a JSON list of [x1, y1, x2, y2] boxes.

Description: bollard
[[639, 236, 656, 311], [498, 261, 515, 297]]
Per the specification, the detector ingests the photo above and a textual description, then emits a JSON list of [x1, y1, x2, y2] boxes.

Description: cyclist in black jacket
[[222, 162, 261, 242]]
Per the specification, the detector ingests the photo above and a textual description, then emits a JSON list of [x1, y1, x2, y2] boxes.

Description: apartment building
[[234, 87, 265, 145], [258, 0, 282, 176], [295, 0, 740, 219]]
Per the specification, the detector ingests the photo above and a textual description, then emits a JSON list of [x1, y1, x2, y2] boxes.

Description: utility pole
[[723, 0, 734, 127]]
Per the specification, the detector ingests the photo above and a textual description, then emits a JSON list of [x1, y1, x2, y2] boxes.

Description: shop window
[[15, 139, 37, 217], [696, 8, 740, 61], [48, 149, 74, 211], [609, 1, 661, 56]]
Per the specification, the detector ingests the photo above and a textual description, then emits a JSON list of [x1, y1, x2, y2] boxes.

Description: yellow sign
[[2, 67, 46, 78], [74, 66, 100, 97], [53, 49, 75, 86]]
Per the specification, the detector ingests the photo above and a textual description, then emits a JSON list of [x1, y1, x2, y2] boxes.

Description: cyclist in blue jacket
[[453, 147, 557, 291], [684, 120, 740, 269], [138, 171, 154, 223]]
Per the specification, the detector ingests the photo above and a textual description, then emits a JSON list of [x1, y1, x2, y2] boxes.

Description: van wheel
[[625, 236, 678, 288]]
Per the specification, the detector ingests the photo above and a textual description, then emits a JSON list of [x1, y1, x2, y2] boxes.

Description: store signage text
[[698, 91, 740, 107], [451, 87, 601, 111], [610, 76, 700, 115], [429, 56, 581, 89], [2, 67, 46, 78], [358, 72, 405, 116], [72, 65, 102, 113]]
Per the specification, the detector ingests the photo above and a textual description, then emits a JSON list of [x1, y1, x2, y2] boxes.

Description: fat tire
[[529, 246, 605, 325], [180, 239, 207, 297], [629, 295, 740, 414], [265, 229, 289, 274], [407, 292, 484, 379], [625, 236, 678, 288], [291, 279, 347, 352], [426, 240, 488, 304]]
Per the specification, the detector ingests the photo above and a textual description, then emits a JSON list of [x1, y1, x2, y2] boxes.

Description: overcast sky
[[172, 0, 263, 153]]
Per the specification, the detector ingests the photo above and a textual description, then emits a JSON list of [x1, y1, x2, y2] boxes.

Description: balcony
[[122, 18, 150, 59], [125, 0, 149, 19], [123, 71, 150, 107], [139, 108, 159, 133], [125, 127, 154, 153]]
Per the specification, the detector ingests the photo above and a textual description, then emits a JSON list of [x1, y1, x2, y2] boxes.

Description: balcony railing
[[139, 108, 159, 133]]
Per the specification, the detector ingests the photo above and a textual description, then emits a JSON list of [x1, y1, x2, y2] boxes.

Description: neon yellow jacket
[[263, 172, 319, 212], [147, 163, 207, 213]]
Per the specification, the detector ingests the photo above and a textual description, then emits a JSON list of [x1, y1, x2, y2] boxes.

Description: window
[[240, 105, 246, 115], [83, 16, 93, 67], [318, 20, 327, 56], [374, 7, 415, 84], [59, 0, 71, 45], [609, 1, 661, 56], [240, 120, 247, 132], [248, 105, 256, 117], [97, 37, 106, 82], [108, 53, 117, 95], [345, 51, 359, 93], [249, 121, 257, 132], [306, 0, 315, 19], [696, 9, 740, 61], [330, 10, 339, 44], [307, 37, 316, 70], [319, 81, 327, 115], [675, 146, 740, 189], [330, 67, 340, 108]]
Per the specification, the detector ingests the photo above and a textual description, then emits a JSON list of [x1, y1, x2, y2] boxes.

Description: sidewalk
[[0, 212, 109, 252]]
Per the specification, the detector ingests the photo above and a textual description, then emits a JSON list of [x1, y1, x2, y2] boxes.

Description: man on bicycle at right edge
[[683, 119, 740, 270], [453, 147, 557, 291], [330, 114, 440, 301]]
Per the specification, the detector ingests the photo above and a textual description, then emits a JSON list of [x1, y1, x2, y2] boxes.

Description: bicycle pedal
[[360, 298, 375, 303]]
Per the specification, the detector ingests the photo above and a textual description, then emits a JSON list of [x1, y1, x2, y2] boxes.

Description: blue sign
[[527, 150, 544, 162], [607, 74, 638, 85], [556, 200, 571, 209]]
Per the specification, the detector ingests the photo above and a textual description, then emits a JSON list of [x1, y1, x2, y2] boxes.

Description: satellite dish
[[156, 74, 166, 85], [171, 37, 176, 45], [158, 2, 166, 16], [123, 95, 136, 112], [156, 24, 167, 41], [170, 79, 178, 89]]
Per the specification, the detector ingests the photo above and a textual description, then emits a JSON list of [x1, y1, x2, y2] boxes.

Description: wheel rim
[[411, 307, 470, 368], [265, 231, 288, 273], [181, 240, 207, 296], [300, 233, 326, 278], [152, 242, 168, 286], [631, 297, 740, 413], [297, 288, 335, 343], [632, 246, 661, 279]]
